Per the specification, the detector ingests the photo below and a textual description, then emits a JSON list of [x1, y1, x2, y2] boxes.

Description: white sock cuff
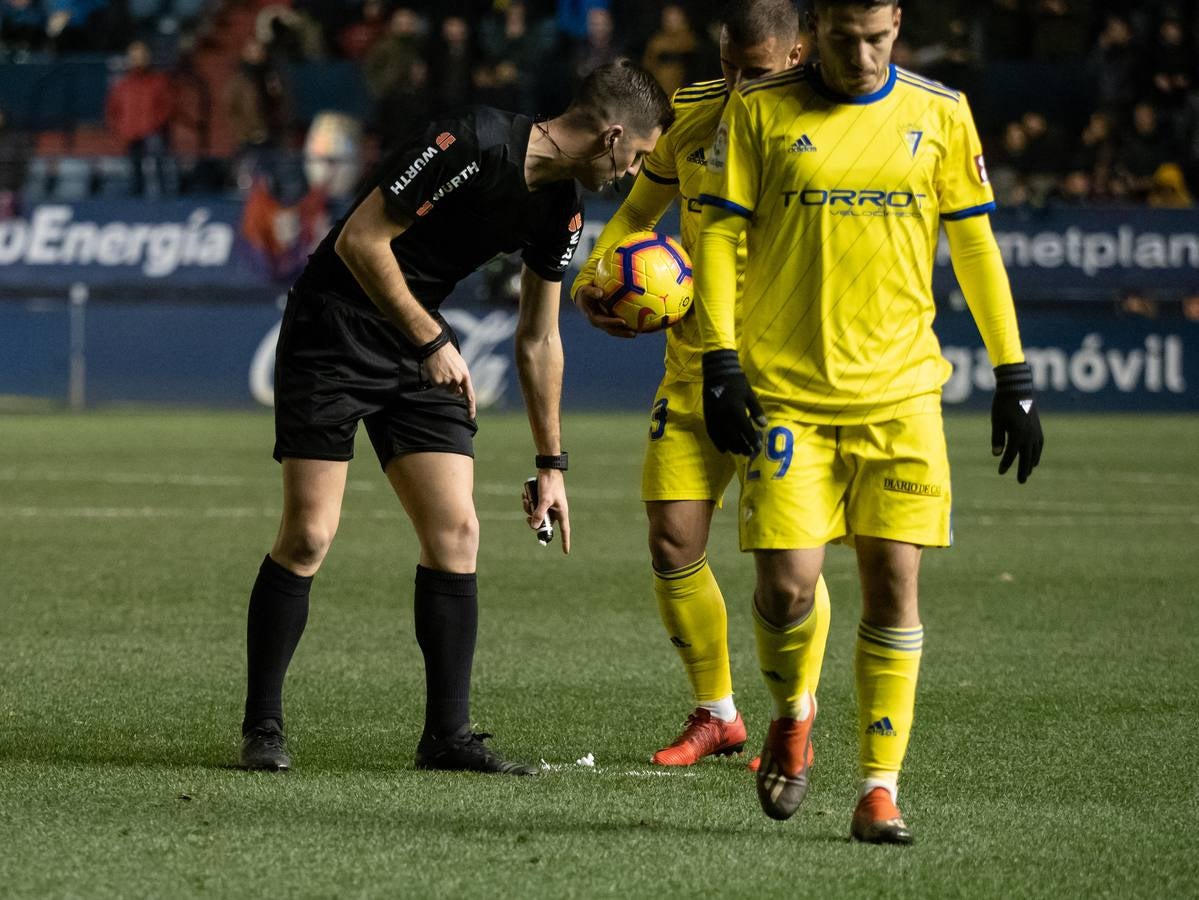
[[698, 695, 737, 722], [859, 775, 898, 804]]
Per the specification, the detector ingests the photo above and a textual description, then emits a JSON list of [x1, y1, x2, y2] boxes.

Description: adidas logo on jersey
[[789, 135, 817, 153], [865, 716, 897, 736], [686, 147, 707, 165]]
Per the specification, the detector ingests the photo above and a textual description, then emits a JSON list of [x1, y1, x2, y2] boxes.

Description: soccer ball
[[595, 231, 694, 333]]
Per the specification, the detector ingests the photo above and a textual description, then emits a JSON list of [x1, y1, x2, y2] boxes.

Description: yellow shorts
[[641, 375, 737, 504], [738, 413, 952, 550]]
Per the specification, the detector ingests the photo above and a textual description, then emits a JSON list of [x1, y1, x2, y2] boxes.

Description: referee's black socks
[[414, 565, 478, 740], [243, 554, 312, 733]]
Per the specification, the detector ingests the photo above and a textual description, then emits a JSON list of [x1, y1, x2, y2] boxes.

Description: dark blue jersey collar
[[810, 63, 897, 105]]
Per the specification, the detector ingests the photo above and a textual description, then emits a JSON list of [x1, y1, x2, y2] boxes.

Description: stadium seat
[[171, 0, 207, 23], [48, 157, 94, 200], [94, 156, 134, 196], [129, 0, 163, 22]]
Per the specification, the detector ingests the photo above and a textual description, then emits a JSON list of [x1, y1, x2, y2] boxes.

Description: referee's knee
[[418, 514, 479, 573], [272, 523, 336, 574]]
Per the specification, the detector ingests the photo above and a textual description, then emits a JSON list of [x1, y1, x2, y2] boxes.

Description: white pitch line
[[0, 469, 251, 488], [1034, 469, 1199, 488], [4, 466, 1196, 500], [954, 498, 1199, 515], [536, 762, 699, 778], [0, 469, 635, 501], [2, 505, 1197, 527], [964, 514, 1199, 527], [0, 506, 530, 522]]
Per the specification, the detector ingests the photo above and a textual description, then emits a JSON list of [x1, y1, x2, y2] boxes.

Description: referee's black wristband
[[535, 452, 569, 471], [416, 324, 452, 360]]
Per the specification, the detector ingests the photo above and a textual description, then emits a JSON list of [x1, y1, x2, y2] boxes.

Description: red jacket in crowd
[[105, 69, 174, 145]]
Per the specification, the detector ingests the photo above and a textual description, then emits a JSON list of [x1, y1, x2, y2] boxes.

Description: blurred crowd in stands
[[1, 0, 1199, 209]]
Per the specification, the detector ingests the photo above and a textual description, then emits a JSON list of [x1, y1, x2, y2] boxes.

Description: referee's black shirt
[[298, 107, 585, 314]]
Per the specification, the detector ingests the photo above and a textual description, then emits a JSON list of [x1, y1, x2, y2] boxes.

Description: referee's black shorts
[[272, 285, 477, 469]]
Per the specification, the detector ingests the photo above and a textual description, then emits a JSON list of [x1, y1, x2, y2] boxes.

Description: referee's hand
[[525, 469, 571, 554], [425, 343, 477, 419], [575, 283, 636, 339]]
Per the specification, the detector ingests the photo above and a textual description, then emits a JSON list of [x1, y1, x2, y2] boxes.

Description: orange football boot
[[755, 702, 815, 820], [748, 741, 812, 773], [850, 786, 914, 845], [651, 708, 747, 766]]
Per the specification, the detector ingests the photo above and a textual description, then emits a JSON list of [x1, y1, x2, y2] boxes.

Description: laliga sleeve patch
[[974, 153, 989, 185], [708, 121, 728, 172]]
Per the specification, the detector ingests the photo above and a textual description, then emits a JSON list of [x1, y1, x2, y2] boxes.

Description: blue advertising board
[[0, 197, 1195, 411], [4, 198, 1195, 302], [0, 200, 307, 292], [934, 207, 1199, 302], [1, 295, 1193, 412]]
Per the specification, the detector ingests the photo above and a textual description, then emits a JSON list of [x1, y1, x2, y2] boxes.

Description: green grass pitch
[[0, 410, 1196, 898]]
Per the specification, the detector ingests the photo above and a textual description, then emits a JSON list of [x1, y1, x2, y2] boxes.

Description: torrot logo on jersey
[[389, 144, 441, 195], [781, 188, 928, 216], [436, 131, 455, 151]]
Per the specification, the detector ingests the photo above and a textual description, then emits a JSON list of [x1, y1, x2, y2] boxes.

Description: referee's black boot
[[415, 725, 538, 776], [239, 718, 291, 771]]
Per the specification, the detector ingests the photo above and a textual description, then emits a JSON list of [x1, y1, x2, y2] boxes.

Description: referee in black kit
[[238, 60, 673, 774]]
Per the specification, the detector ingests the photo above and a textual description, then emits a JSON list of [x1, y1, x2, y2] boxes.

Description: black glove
[[991, 362, 1044, 483], [702, 350, 766, 456]]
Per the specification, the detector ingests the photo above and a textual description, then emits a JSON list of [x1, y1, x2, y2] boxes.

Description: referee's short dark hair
[[722, 0, 801, 46], [566, 59, 675, 135]]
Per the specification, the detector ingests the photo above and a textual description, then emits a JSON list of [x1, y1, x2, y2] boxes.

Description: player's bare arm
[[335, 188, 476, 417], [515, 264, 571, 554]]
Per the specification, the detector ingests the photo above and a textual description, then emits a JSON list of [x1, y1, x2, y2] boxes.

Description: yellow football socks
[[808, 574, 831, 699], [752, 574, 832, 719], [654, 555, 733, 706], [855, 621, 924, 780]]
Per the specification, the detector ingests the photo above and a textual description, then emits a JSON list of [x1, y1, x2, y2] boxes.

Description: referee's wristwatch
[[535, 452, 569, 471]]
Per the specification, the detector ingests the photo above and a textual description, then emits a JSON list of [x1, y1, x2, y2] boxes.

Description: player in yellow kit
[[695, 0, 1044, 841], [572, 0, 832, 767]]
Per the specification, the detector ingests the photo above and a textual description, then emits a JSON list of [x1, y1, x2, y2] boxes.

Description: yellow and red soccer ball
[[595, 231, 694, 333]]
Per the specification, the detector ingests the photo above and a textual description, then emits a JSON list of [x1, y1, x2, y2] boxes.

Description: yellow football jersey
[[700, 64, 996, 423], [638, 78, 732, 380]]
